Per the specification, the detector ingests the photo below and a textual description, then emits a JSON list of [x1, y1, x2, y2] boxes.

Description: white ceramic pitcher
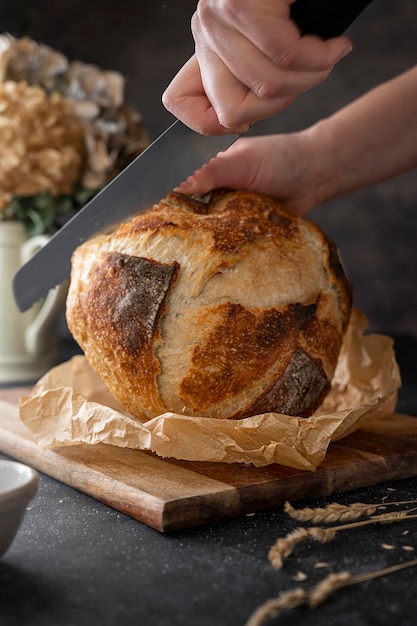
[[0, 221, 68, 384]]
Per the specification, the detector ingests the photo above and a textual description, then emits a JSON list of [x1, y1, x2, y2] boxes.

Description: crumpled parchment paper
[[19, 309, 401, 470]]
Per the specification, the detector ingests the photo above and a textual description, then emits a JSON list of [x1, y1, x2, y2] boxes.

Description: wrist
[[298, 121, 342, 209], [279, 125, 333, 216]]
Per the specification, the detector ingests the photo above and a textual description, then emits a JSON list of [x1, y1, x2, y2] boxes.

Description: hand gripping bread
[[66, 189, 352, 421]]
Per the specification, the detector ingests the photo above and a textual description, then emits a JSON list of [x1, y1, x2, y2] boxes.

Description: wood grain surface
[[1, 388, 417, 532]]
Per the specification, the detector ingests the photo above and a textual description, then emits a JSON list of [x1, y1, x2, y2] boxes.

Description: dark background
[[1, 0, 417, 338]]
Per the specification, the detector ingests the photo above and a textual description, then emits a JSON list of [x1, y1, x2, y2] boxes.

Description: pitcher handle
[[21, 235, 68, 356]]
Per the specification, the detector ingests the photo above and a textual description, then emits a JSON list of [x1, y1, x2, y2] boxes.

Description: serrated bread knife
[[13, 122, 238, 311], [13, 0, 372, 312]]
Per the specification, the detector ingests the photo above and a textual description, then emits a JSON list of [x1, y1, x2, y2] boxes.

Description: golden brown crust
[[67, 251, 180, 417], [66, 189, 352, 421], [178, 301, 328, 418]]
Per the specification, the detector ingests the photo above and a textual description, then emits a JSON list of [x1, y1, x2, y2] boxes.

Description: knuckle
[[193, 0, 218, 26], [254, 79, 282, 100], [217, 107, 243, 130], [191, 10, 202, 37], [315, 69, 331, 86], [220, 0, 241, 21], [194, 0, 238, 31], [273, 50, 296, 70]]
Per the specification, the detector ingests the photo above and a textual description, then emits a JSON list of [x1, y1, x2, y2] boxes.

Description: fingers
[[164, 0, 353, 134], [163, 56, 250, 135], [164, 39, 351, 133], [217, 35, 352, 97], [175, 162, 218, 196], [175, 140, 256, 196], [194, 2, 352, 76], [196, 44, 298, 129], [193, 13, 351, 128]]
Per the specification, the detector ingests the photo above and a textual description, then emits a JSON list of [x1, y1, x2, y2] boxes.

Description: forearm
[[305, 65, 417, 206]]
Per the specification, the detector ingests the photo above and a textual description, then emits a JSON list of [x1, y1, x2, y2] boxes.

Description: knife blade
[[13, 121, 238, 311], [13, 0, 373, 312]]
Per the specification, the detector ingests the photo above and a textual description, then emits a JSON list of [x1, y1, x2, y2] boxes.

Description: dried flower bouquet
[[0, 34, 149, 235]]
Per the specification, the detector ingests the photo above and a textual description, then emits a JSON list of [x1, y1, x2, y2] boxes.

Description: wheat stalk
[[309, 558, 417, 608], [248, 494, 417, 625], [284, 499, 417, 524], [284, 501, 378, 523], [268, 528, 309, 569], [245, 559, 417, 626], [308, 571, 352, 608], [268, 511, 417, 569], [372, 508, 417, 522], [245, 588, 307, 626]]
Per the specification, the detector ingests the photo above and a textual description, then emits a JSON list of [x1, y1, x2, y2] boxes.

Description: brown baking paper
[[19, 309, 401, 470]]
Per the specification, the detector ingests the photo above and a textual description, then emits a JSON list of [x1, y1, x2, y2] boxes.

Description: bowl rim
[[0, 460, 39, 504]]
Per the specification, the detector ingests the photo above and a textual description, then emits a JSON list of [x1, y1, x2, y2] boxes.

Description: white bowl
[[0, 460, 39, 556]]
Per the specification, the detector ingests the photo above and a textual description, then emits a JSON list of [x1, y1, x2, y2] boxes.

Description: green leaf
[[7, 187, 100, 237]]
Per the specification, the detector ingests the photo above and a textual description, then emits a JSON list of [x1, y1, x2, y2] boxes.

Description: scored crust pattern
[[66, 189, 352, 421]]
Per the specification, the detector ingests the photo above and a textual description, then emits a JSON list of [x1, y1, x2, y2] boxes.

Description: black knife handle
[[290, 0, 373, 39]]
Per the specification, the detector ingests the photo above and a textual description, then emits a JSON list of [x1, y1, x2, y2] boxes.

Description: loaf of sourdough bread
[[66, 189, 352, 421]]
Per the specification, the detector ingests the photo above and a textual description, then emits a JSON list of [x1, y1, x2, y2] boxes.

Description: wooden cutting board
[[1, 387, 417, 532]]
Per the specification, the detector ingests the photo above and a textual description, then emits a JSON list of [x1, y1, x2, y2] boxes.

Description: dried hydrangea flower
[[0, 34, 68, 88], [0, 81, 85, 213], [0, 34, 150, 193]]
